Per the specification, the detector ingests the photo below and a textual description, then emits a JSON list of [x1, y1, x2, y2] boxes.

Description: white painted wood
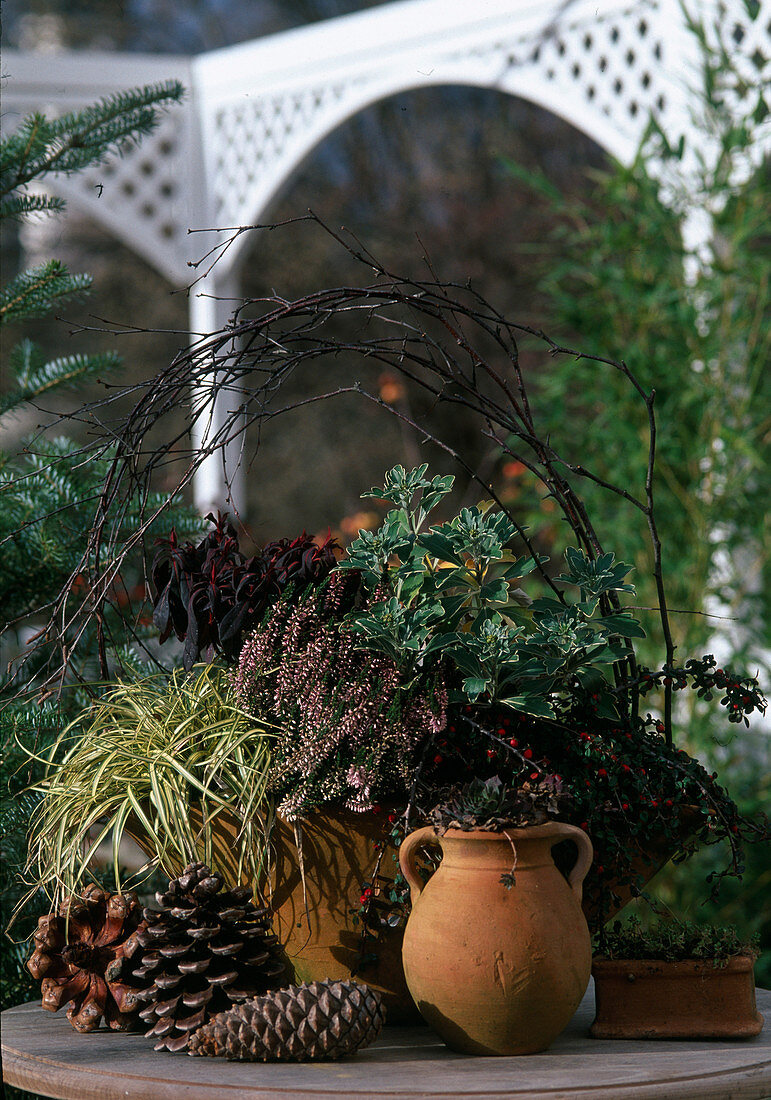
[[1, 50, 198, 285], [6, 0, 769, 287], [4, 0, 769, 515], [189, 269, 247, 518]]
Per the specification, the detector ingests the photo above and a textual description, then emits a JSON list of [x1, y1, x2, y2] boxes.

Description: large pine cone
[[27, 885, 145, 1032], [189, 979, 385, 1061], [124, 862, 286, 1052]]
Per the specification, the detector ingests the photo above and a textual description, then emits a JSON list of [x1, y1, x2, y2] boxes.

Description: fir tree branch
[[0, 263, 92, 326]]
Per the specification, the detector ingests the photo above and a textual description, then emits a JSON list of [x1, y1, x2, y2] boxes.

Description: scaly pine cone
[[189, 979, 385, 1061], [125, 862, 286, 1052], [27, 885, 145, 1032]]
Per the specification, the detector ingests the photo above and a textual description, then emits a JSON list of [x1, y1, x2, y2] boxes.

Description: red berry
[[523, 748, 533, 759], [433, 754, 443, 765], [598, 768, 608, 778], [621, 802, 630, 810], [487, 748, 496, 759], [509, 737, 519, 748]]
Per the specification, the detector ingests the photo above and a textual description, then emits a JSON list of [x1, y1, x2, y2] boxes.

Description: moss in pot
[[591, 916, 764, 1040]]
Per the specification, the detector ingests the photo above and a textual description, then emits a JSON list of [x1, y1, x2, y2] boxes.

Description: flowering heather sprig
[[232, 574, 447, 817]]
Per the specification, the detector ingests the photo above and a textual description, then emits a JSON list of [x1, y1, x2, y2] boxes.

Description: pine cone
[[189, 979, 385, 1061], [125, 862, 286, 1052], [27, 885, 145, 1032]]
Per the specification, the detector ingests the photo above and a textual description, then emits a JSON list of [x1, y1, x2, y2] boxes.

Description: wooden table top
[[3, 985, 770, 1100]]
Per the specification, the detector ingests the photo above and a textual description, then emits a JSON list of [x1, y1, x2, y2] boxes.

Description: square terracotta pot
[[590, 956, 764, 1039]]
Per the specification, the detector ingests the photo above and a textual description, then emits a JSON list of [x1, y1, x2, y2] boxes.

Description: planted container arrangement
[[399, 777, 593, 1055], [10, 231, 769, 1060], [591, 917, 764, 1040]]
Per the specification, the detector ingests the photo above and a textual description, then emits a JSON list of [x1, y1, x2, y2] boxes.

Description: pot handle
[[398, 826, 441, 905], [545, 822, 594, 903]]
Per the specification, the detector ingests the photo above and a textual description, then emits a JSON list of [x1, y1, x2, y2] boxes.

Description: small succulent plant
[[429, 774, 569, 834]]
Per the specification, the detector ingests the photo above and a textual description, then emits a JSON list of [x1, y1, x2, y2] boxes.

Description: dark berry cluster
[[638, 654, 766, 725]]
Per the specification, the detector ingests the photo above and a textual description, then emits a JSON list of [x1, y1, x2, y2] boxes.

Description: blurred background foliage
[[2, 0, 768, 1024]]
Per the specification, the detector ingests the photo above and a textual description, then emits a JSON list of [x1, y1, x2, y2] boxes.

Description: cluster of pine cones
[[27, 862, 385, 1061]]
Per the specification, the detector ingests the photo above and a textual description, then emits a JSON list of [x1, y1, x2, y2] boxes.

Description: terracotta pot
[[128, 805, 419, 1023], [591, 956, 764, 1039], [399, 822, 594, 1055], [266, 809, 419, 1022]]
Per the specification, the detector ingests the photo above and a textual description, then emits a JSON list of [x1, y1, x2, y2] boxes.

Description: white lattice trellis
[[3, 0, 769, 511]]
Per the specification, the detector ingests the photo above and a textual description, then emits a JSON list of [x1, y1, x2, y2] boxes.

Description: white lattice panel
[[210, 82, 350, 225], [5, 0, 770, 287], [2, 50, 198, 285]]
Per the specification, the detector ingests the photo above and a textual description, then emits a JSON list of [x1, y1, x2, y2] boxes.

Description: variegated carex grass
[[18, 663, 275, 918]]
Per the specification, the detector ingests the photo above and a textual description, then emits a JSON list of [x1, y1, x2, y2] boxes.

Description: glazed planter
[[399, 822, 594, 1055], [591, 956, 764, 1039], [129, 805, 418, 1022]]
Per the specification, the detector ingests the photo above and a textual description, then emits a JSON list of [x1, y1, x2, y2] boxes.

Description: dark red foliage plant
[[151, 512, 339, 669]]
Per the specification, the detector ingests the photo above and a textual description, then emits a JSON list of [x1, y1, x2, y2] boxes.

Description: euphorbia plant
[[330, 464, 768, 922], [339, 464, 643, 716]]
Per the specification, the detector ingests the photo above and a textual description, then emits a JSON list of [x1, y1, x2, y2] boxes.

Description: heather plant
[[232, 572, 448, 817]]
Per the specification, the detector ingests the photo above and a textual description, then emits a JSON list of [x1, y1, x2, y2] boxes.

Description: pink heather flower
[[346, 764, 371, 795], [233, 581, 447, 815]]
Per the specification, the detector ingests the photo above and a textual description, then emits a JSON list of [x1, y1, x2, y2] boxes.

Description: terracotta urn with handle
[[399, 821, 594, 1055]]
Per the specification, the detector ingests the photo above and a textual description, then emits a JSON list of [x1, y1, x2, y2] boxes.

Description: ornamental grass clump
[[18, 664, 275, 918], [232, 572, 448, 817]]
